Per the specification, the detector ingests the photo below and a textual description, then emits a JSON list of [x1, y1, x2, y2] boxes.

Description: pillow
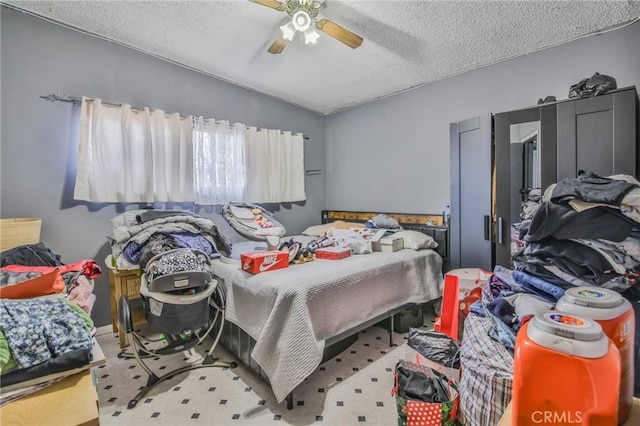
[[302, 221, 365, 237], [393, 230, 438, 250], [370, 214, 402, 229]]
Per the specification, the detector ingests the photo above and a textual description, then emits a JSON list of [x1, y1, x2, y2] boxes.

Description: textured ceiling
[[4, 1, 640, 114]]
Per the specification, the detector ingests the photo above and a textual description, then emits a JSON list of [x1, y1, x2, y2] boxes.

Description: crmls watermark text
[[531, 411, 583, 424]]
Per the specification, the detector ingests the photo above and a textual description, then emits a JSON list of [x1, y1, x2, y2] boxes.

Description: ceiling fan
[[250, 0, 364, 54]]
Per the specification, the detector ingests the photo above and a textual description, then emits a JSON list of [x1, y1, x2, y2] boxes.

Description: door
[[557, 87, 637, 180], [450, 115, 493, 271]]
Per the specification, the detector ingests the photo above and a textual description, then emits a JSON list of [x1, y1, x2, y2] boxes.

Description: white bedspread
[[210, 245, 443, 402]]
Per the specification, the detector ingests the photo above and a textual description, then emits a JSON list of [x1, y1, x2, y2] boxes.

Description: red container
[[315, 247, 351, 260], [241, 251, 288, 274], [556, 287, 635, 423], [512, 312, 621, 426]]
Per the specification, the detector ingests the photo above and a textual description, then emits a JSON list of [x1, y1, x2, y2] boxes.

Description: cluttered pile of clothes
[[458, 171, 640, 425], [108, 209, 231, 271], [480, 171, 640, 350], [0, 243, 100, 400]]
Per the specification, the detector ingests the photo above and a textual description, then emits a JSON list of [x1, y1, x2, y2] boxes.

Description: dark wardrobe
[[450, 86, 638, 271]]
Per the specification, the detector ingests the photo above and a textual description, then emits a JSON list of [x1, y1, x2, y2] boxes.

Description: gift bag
[[392, 360, 460, 426]]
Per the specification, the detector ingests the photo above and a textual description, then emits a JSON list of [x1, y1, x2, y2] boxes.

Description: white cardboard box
[[372, 236, 404, 252]]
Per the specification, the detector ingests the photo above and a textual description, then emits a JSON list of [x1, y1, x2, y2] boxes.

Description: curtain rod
[[40, 93, 309, 140]]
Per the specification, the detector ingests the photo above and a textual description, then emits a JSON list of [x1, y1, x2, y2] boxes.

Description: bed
[[211, 210, 448, 407]]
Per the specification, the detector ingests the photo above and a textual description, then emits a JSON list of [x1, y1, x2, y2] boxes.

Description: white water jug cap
[[527, 311, 608, 358], [561, 287, 622, 309]]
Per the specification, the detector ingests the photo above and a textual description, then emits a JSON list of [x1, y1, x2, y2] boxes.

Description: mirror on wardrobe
[[510, 121, 541, 258], [510, 121, 540, 223], [494, 104, 557, 268]]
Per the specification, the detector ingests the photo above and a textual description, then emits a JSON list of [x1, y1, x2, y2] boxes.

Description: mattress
[[210, 240, 443, 402]]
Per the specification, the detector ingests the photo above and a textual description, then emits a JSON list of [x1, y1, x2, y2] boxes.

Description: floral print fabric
[[0, 298, 93, 369]]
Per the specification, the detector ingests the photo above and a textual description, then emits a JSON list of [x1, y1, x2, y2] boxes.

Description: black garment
[[137, 233, 180, 269], [396, 365, 449, 403], [0, 243, 63, 267], [0, 348, 92, 386], [521, 238, 619, 287], [486, 298, 519, 331], [550, 171, 638, 206], [525, 202, 631, 243]]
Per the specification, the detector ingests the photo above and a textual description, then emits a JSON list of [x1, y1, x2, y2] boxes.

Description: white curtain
[[244, 127, 306, 203], [192, 117, 246, 205], [74, 98, 194, 202]]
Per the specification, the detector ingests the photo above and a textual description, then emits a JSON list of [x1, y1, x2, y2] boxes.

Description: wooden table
[[2, 340, 106, 426], [2, 370, 99, 426], [107, 268, 145, 348]]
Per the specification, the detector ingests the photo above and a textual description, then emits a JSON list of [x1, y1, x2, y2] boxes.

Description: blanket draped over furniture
[[212, 245, 443, 402], [212, 210, 448, 404]]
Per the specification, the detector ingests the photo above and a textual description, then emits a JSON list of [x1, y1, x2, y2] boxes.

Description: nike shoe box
[[315, 247, 351, 260], [241, 250, 288, 274], [372, 236, 404, 252]]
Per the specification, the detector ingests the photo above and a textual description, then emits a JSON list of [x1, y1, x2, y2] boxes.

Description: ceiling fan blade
[[250, 0, 285, 11], [268, 33, 289, 54], [316, 18, 363, 49]]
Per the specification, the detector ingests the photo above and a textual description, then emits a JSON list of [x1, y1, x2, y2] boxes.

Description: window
[[74, 98, 305, 204]]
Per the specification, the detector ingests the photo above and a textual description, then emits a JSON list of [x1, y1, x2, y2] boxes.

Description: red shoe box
[[315, 247, 351, 260], [241, 251, 289, 274]]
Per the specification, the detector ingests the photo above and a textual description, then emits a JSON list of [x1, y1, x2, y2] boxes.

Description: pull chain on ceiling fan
[[250, 0, 363, 54]]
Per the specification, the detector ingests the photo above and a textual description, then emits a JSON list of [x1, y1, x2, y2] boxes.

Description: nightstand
[[107, 268, 146, 348]]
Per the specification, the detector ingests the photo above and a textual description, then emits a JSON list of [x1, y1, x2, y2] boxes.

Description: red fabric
[[0, 268, 65, 299], [1, 259, 101, 279]]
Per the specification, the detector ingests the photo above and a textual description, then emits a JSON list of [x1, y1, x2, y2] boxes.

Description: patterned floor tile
[[95, 308, 438, 425]]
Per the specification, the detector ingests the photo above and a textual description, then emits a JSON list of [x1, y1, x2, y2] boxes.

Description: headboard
[[321, 210, 449, 272]]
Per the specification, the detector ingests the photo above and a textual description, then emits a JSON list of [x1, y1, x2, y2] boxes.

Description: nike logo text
[[259, 256, 283, 272]]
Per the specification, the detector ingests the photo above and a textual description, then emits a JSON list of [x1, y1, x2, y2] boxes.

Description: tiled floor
[[95, 310, 436, 425]]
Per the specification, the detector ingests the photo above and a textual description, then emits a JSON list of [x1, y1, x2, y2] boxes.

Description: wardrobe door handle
[[483, 215, 490, 241], [497, 216, 504, 245]]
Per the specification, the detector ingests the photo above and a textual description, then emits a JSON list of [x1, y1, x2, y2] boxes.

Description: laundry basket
[[0, 218, 42, 252]]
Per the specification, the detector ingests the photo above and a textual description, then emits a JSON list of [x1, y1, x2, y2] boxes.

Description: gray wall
[[0, 7, 326, 327], [325, 21, 640, 215], [2, 6, 640, 328]]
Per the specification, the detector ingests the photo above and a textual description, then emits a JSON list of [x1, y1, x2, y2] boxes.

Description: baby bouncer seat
[[117, 248, 236, 409]]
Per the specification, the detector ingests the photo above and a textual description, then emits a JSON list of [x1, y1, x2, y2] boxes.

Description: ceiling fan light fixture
[[291, 10, 311, 32], [304, 27, 320, 45], [280, 21, 296, 41]]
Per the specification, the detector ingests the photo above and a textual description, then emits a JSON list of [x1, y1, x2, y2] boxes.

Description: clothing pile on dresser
[[0, 243, 100, 393], [108, 209, 231, 271], [458, 171, 640, 425]]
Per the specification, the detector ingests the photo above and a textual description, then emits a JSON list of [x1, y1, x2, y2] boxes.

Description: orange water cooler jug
[[556, 287, 635, 424], [512, 311, 621, 425]]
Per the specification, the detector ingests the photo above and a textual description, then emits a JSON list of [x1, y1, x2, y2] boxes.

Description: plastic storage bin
[[512, 311, 621, 425], [556, 287, 635, 423]]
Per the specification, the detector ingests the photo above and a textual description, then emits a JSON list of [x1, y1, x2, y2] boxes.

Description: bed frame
[[218, 210, 449, 409]]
